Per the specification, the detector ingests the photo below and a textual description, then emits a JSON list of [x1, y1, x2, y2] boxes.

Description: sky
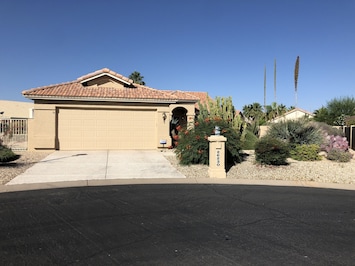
[[0, 0, 354, 112]]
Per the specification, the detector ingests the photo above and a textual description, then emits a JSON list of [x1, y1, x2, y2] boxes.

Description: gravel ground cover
[[1, 150, 354, 185], [0, 151, 52, 185], [163, 150, 355, 185]]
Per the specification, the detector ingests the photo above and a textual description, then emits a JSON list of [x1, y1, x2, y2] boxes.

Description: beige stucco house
[[0, 100, 34, 119], [259, 107, 314, 137], [0, 100, 34, 150], [270, 108, 313, 123], [22, 68, 208, 151]]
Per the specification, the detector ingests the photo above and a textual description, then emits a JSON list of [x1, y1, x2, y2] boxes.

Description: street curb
[[1, 178, 355, 193]]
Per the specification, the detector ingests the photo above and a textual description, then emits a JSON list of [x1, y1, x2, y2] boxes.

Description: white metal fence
[[0, 119, 28, 151]]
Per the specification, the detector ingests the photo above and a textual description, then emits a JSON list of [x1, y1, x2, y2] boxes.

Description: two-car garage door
[[58, 108, 156, 150]]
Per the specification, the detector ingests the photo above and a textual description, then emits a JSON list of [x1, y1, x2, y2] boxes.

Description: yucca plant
[[266, 119, 323, 147]]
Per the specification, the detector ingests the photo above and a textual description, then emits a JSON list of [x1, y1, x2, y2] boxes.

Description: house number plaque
[[216, 149, 221, 166]]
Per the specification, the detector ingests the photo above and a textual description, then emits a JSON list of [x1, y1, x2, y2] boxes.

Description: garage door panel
[[58, 109, 156, 150]]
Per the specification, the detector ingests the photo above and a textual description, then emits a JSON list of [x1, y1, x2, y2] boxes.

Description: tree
[[314, 96, 355, 125], [242, 102, 264, 136], [265, 102, 281, 121], [242, 102, 264, 122], [264, 102, 288, 121], [278, 104, 287, 115], [129, 71, 145, 85], [313, 107, 330, 124]]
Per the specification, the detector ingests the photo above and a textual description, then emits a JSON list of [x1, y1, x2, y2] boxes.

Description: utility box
[[208, 135, 227, 178]]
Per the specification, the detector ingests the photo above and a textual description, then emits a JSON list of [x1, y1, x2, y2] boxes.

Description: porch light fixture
[[162, 112, 167, 121]]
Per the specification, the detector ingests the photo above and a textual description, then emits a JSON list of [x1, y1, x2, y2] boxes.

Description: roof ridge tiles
[[77, 68, 134, 83]]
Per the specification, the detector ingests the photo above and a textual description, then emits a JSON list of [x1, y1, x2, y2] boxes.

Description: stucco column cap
[[208, 135, 227, 142]]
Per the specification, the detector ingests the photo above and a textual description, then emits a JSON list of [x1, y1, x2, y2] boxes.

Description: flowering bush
[[320, 134, 353, 162], [174, 117, 242, 165], [321, 135, 349, 153]]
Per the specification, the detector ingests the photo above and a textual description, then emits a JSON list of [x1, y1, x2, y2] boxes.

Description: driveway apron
[[7, 150, 186, 185]]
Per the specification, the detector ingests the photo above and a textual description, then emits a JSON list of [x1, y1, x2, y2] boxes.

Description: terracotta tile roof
[[22, 69, 201, 103], [163, 91, 211, 109], [185, 91, 211, 109], [77, 68, 133, 84]]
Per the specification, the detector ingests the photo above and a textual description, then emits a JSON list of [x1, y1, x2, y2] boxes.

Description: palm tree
[[265, 102, 278, 121], [129, 71, 145, 85], [242, 102, 263, 122], [277, 104, 287, 116]]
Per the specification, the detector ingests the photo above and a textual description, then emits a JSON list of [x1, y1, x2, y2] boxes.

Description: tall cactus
[[198, 96, 244, 132]]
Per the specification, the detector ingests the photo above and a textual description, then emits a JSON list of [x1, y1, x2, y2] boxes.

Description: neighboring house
[[0, 100, 34, 119], [0, 100, 33, 150], [270, 107, 313, 123], [22, 68, 207, 151], [259, 107, 314, 137]]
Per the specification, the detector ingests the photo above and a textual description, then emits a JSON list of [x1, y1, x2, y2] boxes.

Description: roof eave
[[23, 95, 184, 104], [79, 73, 132, 86]]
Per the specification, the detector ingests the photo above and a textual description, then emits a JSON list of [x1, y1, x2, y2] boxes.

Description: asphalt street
[[0, 184, 354, 265]]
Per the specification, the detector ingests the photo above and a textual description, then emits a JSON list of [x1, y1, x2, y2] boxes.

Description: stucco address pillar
[[208, 135, 227, 178]]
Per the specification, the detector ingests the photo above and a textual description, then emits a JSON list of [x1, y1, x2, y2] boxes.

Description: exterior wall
[[86, 76, 125, 88], [157, 107, 171, 148], [0, 100, 34, 119], [28, 100, 196, 150], [27, 118, 35, 150], [259, 125, 269, 138], [32, 104, 56, 149], [272, 110, 313, 123]]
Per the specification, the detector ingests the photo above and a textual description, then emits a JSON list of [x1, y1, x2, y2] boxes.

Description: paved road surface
[[1, 184, 354, 265]]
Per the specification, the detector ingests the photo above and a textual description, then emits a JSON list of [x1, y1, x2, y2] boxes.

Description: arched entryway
[[170, 107, 187, 146]]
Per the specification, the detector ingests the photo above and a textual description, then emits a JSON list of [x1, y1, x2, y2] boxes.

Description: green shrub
[[240, 129, 258, 150], [327, 149, 353, 162], [174, 117, 242, 165], [255, 136, 290, 165], [0, 145, 21, 163], [267, 119, 324, 147], [314, 122, 344, 136], [290, 144, 322, 161]]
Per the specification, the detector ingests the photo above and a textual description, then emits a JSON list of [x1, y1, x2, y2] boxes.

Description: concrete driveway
[[7, 150, 186, 185]]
